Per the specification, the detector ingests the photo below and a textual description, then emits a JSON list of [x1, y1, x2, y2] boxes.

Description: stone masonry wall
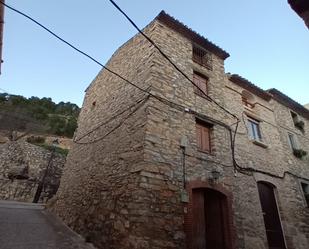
[[0, 141, 65, 203], [224, 80, 309, 249], [51, 23, 158, 249], [51, 15, 309, 249]]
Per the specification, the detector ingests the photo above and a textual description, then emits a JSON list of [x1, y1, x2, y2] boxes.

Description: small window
[[247, 118, 262, 141], [242, 97, 254, 109], [301, 182, 309, 207], [196, 120, 212, 153], [291, 111, 298, 124], [192, 44, 212, 70], [241, 90, 255, 109], [291, 111, 305, 131], [287, 133, 298, 150], [193, 72, 208, 97]]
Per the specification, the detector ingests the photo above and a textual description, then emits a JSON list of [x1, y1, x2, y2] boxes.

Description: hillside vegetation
[[0, 93, 80, 138]]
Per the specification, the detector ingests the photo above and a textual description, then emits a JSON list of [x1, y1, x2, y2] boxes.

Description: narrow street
[[0, 200, 95, 249]]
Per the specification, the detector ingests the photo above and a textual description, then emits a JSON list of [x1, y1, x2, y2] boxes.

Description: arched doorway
[[257, 182, 286, 249], [191, 188, 231, 249]]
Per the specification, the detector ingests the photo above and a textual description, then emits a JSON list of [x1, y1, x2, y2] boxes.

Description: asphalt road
[[0, 200, 95, 249]]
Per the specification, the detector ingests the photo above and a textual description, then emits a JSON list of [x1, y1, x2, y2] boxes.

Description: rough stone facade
[[0, 141, 66, 203], [51, 11, 309, 249]]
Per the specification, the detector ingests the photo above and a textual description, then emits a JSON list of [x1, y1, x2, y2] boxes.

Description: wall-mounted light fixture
[[209, 169, 220, 183]]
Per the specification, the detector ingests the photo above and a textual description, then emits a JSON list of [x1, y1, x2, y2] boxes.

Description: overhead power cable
[[0, 1, 153, 98], [74, 95, 148, 142], [108, 0, 309, 182], [107, 0, 239, 121], [2, 1, 308, 182]]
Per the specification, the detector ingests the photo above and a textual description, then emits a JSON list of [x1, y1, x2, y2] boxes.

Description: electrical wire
[[0, 1, 153, 99], [74, 96, 148, 144], [74, 95, 148, 142], [0, 1, 235, 145], [2, 1, 308, 181], [107, 0, 239, 121]]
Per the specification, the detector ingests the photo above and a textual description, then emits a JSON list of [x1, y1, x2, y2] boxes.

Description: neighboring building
[[51, 11, 309, 249], [288, 0, 309, 29]]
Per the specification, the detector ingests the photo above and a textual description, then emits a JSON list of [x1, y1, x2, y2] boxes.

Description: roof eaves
[[267, 88, 309, 120], [228, 74, 272, 101], [155, 11, 230, 60]]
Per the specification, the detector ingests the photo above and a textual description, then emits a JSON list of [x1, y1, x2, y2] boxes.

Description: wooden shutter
[[193, 73, 208, 96], [196, 123, 202, 150], [196, 122, 211, 153], [201, 126, 210, 152]]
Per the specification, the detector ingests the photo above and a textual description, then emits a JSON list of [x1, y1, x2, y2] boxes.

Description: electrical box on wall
[[181, 190, 189, 203]]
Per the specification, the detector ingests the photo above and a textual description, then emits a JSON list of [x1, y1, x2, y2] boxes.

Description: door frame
[[184, 180, 236, 249]]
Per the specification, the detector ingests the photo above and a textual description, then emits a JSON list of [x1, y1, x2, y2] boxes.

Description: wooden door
[[192, 189, 228, 249], [204, 189, 226, 249], [257, 182, 286, 249]]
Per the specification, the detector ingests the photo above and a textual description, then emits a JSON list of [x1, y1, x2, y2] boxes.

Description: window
[[287, 133, 298, 150], [301, 182, 309, 207], [192, 44, 212, 69], [241, 90, 255, 109], [242, 97, 254, 109], [291, 111, 305, 131], [291, 111, 298, 124], [196, 121, 212, 153], [193, 72, 208, 97], [247, 118, 262, 141]]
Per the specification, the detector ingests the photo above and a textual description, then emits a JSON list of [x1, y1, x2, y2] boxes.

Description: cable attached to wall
[[2, 1, 308, 182], [107, 0, 239, 121]]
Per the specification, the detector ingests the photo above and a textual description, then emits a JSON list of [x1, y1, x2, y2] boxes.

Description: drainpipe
[[180, 136, 189, 203]]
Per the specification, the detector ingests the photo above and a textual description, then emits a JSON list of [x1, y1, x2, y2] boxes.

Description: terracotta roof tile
[[155, 11, 230, 60], [228, 74, 272, 101], [268, 88, 309, 120]]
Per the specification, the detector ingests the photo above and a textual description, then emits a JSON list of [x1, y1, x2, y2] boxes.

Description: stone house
[[51, 11, 309, 249]]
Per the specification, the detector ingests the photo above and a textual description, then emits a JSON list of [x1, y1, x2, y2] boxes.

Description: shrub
[[293, 148, 307, 159], [26, 136, 46, 144]]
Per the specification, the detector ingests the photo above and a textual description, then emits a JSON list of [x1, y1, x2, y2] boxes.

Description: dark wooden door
[[192, 189, 227, 249], [204, 189, 226, 249], [257, 182, 286, 249], [192, 189, 206, 249]]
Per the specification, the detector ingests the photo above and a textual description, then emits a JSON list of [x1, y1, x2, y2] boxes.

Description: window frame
[[287, 132, 298, 150], [300, 181, 309, 208], [196, 120, 213, 153], [247, 117, 262, 142], [291, 111, 299, 124], [193, 71, 209, 98], [192, 44, 213, 70]]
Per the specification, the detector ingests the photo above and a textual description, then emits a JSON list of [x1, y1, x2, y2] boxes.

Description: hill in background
[[0, 93, 80, 138]]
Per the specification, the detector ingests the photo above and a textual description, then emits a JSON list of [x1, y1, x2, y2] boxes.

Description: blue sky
[[0, 0, 308, 106]]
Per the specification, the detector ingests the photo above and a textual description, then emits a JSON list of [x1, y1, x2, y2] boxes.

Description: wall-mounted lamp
[[210, 169, 220, 182]]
